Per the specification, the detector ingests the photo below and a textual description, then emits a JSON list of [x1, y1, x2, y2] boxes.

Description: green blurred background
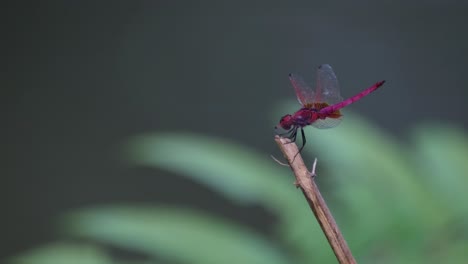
[[3, 1, 468, 263]]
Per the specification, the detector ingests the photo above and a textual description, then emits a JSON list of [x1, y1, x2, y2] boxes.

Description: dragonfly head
[[276, 114, 293, 130]]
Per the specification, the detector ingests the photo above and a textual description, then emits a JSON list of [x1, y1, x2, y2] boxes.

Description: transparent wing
[[315, 64, 343, 104], [311, 117, 342, 129], [289, 73, 316, 106]]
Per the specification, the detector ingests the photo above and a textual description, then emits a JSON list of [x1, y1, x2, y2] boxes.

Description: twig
[[274, 135, 356, 264], [270, 154, 290, 166]]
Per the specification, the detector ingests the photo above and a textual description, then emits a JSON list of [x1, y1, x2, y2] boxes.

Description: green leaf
[[61, 205, 291, 264], [125, 133, 297, 210], [275, 111, 427, 255], [412, 125, 468, 217], [124, 133, 334, 262], [8, 242, 112, 264], [273, 103, 452, 261], [274, 101, 468, 262]]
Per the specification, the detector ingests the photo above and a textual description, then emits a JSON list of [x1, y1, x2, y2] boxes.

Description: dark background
[[3, 1, 468, 258]]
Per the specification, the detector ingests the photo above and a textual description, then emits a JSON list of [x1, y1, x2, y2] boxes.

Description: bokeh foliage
[[8, 111, 468, 263]]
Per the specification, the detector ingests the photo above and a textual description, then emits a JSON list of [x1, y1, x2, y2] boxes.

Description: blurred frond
[[9, 107, 468, 264], [8, 243, 112, 264], [61, 206, 290, 264]]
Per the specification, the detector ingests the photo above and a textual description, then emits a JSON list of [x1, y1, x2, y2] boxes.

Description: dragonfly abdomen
[[320, 80, 386, 115]]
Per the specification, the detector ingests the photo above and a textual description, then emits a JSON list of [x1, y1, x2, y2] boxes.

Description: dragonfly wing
[[289, 73, 315, 106], [315, 64, 343, 104], [311, 117, 342, 129]]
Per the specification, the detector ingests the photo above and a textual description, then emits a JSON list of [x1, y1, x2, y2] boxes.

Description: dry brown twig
[[274, 135, 356, 264]]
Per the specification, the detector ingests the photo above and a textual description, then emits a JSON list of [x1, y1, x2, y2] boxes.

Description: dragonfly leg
[[298, 127, 306, 153], [292, 127, 306, 161], [290, 128, 298, 142], [284, 127, 298, 145], [278, 127, 295, 137]]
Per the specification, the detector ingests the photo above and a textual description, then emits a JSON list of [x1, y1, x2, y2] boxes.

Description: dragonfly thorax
[[292, 108, 318, 127], [276, 108, 319, 130]]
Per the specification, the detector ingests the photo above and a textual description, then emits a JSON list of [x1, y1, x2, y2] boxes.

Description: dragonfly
[[275, 64, 385, 155]]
